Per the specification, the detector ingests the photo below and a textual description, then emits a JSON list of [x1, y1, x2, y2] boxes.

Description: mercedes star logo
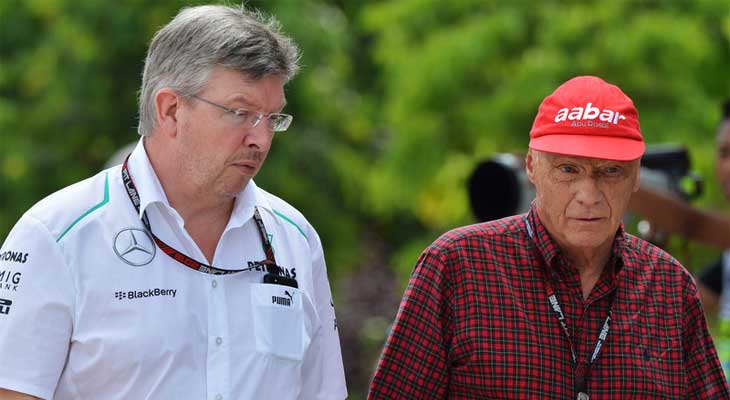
[[113, 228, 156, 266]]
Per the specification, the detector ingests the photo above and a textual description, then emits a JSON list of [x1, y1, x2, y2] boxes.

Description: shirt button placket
[[208, 277, 229, 400]]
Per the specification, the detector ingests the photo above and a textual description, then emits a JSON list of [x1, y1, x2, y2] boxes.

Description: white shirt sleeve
[[0, 214, 75, 400], [299, 229, 347, 400]]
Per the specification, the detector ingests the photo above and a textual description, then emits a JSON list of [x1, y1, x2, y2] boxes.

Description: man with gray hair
[[0, 5, 347, 400]]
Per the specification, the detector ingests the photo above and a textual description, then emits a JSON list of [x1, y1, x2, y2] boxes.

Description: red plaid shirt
[[369, 207, 729, 399]]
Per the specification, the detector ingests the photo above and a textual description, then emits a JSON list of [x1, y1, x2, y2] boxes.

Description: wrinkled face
[[175, 67, 286, 198], [717, 122, 730, 200], [526, 149, 641, 257]]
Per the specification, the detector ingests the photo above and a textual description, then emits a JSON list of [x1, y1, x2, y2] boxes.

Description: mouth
[[572, 217, 606, 223], [231, 161, 258, 174]]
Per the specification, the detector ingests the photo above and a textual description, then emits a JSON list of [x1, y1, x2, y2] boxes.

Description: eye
[[267, 113, 292, 132], [602, 165, 624, 176], [231, 109, 252, 121], [558, 165, 578, 174], [266, 114, 281, 126]]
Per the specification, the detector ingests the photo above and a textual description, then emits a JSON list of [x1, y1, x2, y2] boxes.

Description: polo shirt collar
[[525, 202, 628, 273], [226, 179, 273, 229], [126, 138, 172, 220], [126, 138, 272, 229]]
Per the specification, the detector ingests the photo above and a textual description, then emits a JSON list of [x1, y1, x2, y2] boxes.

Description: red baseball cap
[[529, 76, 645, 161]]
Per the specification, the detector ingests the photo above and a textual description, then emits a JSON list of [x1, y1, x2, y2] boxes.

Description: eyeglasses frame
[[187, 93, 293, 132]]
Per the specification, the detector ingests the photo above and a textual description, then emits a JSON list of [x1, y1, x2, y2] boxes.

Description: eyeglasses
[[188, 94, 293, 132]]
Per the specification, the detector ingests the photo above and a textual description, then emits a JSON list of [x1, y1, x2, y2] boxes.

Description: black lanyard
[[525, 218, 614, 399], [121, 155, 281, 276]]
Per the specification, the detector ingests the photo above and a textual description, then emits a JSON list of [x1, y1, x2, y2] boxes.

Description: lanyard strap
[[544, 279, 613, 367], [544, 277, 613, 370], [121, 155, 280, 276], [525, 217, 613, 395]]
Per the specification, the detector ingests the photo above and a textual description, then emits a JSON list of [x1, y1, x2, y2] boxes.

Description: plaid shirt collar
[[525, 202, 627, 283]]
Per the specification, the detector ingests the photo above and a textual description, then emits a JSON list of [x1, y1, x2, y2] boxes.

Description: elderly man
[[368, 76, 728, 399], [0, 5, 346, 400]]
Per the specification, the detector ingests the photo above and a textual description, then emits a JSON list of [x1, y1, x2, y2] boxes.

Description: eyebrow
[[227, 95, 287, 112], [544, 154, 581, 164], [543, 152, 614, 163], [546, 155, 630, 170]]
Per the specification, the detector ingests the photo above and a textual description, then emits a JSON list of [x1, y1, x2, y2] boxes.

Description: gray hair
[[137, 5, 300, 136]]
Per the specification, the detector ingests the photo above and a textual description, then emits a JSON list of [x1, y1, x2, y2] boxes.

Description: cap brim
[[529, 134, 645, 161]]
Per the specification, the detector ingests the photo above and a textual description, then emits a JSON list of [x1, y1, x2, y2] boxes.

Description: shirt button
[[215, 394, 223, 400], [216, 337, 223, 346], [211, 280, 218, 288]]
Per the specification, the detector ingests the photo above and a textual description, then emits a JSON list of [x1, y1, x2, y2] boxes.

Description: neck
[[143, 137, 235, 261], [563, 242, 613, 300], [564, 246, 611, 275]]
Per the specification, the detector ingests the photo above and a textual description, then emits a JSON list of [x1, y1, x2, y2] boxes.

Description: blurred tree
[[0, 0, 186, 235]]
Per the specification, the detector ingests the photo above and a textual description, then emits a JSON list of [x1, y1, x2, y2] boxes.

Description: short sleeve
[[299, 229, 347, 400], [0, 214, 76, 399]]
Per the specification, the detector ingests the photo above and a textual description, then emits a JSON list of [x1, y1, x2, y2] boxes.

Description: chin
[[564, 234, 611, 251], [219, 180, 250, 197]]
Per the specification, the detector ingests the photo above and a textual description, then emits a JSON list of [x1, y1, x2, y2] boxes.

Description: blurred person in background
[[0, 5, 346, 400], [699, 99, 730, 380], [368, 76, 728, 399]]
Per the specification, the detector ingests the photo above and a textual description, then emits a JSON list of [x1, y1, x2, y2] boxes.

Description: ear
[[632, 161, 641, 192], [154, 88, 182, 138], [525, 149, 537, 185]]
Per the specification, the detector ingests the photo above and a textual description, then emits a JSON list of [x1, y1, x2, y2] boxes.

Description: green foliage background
[[1, 0, 728, 396]]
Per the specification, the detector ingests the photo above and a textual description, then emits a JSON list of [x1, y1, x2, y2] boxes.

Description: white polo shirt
[[0, 140, 347, 400]]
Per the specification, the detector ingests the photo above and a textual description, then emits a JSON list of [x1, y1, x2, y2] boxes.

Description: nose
[[242, 121, 271, 149], [574, 176, 603, 206]]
